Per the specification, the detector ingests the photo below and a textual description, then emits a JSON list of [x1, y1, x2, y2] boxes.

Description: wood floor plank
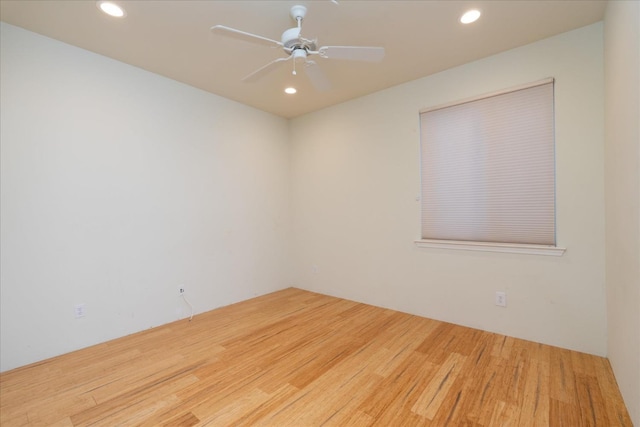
[[456, 345, 502, 425], [550, 398, 582, 427], [193, 387, 271, 426], [549, 347, 578, 404], [363, 354, 434, 418], [160, 411, 201, 427], [69, 374, 198, 426], [499, 346, 531, 407], [575, 373, 611, 426], [517, 358, 550, 427], [491, 334, 516, 359], [593, 357, 634, 427], [488, 400, 521, 426], [229, 384, 301, 427], [372, 315, 437, 377], [0, 288, 632, 426]]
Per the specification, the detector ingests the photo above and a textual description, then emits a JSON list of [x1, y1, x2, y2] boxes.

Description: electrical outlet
[[495, 291, 507, 307], [74, 303, 86, 318]]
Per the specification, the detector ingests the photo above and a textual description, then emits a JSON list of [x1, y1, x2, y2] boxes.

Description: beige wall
[[604, 1, 640, 424], [0, 23, 291, 372], [290, 23, 607, 356]]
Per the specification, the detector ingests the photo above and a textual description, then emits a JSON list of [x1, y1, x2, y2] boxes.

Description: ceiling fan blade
[[243, 56, 292, 82], [318, 46, 385, 62], [211, 25, 283, 49], [305, 61, 331, 92]]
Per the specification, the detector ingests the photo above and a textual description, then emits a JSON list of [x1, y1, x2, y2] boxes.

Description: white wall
[[290, 23, 607, 356], [604, 1, 640, 425], [0, 23, 291, 372]]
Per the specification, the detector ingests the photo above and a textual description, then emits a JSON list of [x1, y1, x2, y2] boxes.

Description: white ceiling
[[0, 0, 606, 118]]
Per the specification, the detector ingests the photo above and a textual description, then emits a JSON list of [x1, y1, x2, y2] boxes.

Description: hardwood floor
[[0, 288, 632, 426]]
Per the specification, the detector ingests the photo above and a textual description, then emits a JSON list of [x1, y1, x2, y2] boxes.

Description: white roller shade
[[419, 80, 555, 245]]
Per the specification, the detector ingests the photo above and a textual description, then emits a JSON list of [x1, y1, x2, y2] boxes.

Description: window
[[416, 79, 564, 256]]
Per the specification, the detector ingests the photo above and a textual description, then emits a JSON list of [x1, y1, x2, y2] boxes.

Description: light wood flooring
[[0, 288, 632, 426]]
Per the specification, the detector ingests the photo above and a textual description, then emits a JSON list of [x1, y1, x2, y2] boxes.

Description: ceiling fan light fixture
[[97, 1, 126, 18], [285, 87, 297, 94], [460, 9, 481, 24]]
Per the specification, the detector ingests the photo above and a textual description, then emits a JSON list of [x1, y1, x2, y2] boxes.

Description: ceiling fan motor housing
[[281, 27, 301, 48], [281, 27, 317, 52]]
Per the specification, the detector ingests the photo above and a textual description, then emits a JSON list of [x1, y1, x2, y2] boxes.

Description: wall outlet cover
[[74, 303, 86, 318], [495, 292, 507, 307]]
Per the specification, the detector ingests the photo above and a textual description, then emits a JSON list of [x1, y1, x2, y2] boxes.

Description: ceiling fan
[[210, 5, 385, 91]]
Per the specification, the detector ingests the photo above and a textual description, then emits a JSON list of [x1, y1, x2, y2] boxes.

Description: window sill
[[414, 239, 566, 256]]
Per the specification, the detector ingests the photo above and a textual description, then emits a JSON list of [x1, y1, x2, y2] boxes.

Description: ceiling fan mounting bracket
[[290, 5, 307, 22]]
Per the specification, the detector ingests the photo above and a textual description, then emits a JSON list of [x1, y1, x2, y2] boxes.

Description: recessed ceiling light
[[97, 1, 126, 18], [284, 87, 297, 94], [460, 9, 481, 24]]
